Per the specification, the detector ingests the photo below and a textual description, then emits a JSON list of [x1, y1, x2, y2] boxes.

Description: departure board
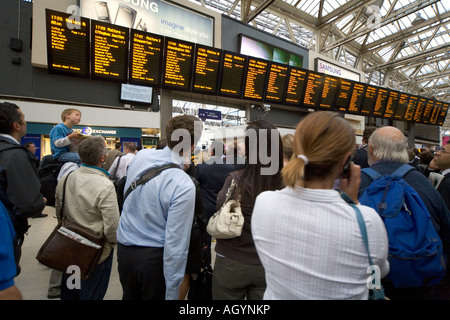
[[437, 103, 449, 126], [162, 37, 194, 91], [243, 58, 269, 102], [361, 85, 378, 116], [91, 20, 129, 82], [421, 99, 435, 124], [413, 97, 427, 123], [303, 71, 324, 109], [129, 29, 163, 87], [264, 62, 288, 104], [430, 101, 442, 125], [318, 75, 340, 111], [284, 67, 308, 106], [383, 91, 400, 119], [394, 93, 409, 121], [372, 88, 390, 118], [348, 83, 366, 114], [335, 79, 354, 112], [404, 95, 418, 122], [191, 45, 222, 95], [46, 9, 90, 77], [218, 51, 247, 99]]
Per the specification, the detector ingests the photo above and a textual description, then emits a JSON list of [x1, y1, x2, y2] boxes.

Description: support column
[[408, 122, 415, 148], [159, 89, 173, 138]]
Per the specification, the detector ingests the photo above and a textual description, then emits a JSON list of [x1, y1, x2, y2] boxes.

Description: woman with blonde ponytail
[[251, 111, 389, 300]]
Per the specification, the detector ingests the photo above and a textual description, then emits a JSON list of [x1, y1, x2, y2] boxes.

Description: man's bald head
[[368, 126, 409, 165]]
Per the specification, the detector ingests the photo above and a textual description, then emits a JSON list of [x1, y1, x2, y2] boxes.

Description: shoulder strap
[[123, 163, 180, 202], [59, 171, 73, 219], [361, 167, 381, 181], [112, 155, 122, 177], [391, 164, 415, 179]]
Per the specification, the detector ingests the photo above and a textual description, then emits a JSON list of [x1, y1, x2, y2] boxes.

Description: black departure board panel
[[46, 9, 90, 77], [384, 90, 400, 119], [361, 85, 378, 116], [404, 95, 418, 122], [284, 67, 308, 107], [394, 93, 409, 121], [191, 45, 222, 95], [129, 29, 163, 87], [335, 79, 354, 112], [243, 58, 269, 102], [318, 75, 340, 111], [421, 99, 435, 124], [218, 51, 247, 99], [348, 82, 366, 114], [264, 62, 288, 104], [430, 101, 442, 125], [162, 37, 194, 91], [303, 71, 324, 109], [437, 103, 449, 126], [413, 97, 427, 123], [91, 20, 129, 82], [372, 88, 390, 118]]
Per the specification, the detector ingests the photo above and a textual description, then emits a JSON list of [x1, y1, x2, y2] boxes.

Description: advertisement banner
[[80, 0, 213, 46]]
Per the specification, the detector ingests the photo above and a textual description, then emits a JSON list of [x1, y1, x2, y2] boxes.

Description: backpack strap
[[361, 167, 382, 181], [123, 163, 180, 203], [391, 164, 415, 180]]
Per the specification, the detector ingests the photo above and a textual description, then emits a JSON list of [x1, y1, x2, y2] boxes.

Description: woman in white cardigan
[[251, 111, 390, 300]]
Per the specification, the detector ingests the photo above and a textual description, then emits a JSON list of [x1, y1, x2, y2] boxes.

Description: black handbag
[[188, 246, 213, 300], [36, 172, 106, 280]]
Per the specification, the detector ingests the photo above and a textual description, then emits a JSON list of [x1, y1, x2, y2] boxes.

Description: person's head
[[0, 102, 26, 139], [282, 111, 355, 188], [165, 115, 202, 155], [281, 134, 294, 164], [435, 144, 450, 170], [367, 126, 409, 166], [362, 126, 377, 145], [124, 142, 137, 154], [156, 138, 167, 150], [238, 119, 283, 205], [210, 140, 225, 157], [114, 142, 121, 150], [78, 135, 107, 167], [24, 142, 37, 154], [419, 150, 434, 165], [61, 108, 81, 126]]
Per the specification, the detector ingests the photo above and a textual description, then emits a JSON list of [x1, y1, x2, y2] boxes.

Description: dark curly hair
[[0, 102, 23, 135]]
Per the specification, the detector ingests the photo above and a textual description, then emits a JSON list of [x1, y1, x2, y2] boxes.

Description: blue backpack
[[359, 164, 445, 288]]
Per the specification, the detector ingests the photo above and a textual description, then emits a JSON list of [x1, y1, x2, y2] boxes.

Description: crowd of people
[[2, 100, 450, 300]]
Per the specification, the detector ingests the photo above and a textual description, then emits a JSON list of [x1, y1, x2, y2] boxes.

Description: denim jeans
[[60, 249, 114, 300], [56, 152, 81, 165]]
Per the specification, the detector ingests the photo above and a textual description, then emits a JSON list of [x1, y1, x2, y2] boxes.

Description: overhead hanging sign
[[315, 58, 361, 82]]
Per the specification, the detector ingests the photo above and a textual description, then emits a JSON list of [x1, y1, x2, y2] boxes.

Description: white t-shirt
[[251, 186, 389, 300]]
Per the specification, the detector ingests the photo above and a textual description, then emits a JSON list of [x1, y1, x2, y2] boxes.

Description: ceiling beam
[[242, 0, 276, 23]]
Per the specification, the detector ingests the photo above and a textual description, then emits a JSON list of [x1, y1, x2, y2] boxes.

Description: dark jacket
[[438, 173, 450, 214], [0, 136, 45, 234], [353, 145, 369, 169], [359, 161, 450, 259]]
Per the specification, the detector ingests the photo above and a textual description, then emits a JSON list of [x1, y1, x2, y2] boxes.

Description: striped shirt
[[252, 186, 389, 300]]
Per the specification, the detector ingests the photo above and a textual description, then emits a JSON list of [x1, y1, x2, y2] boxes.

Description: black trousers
[[117, 243, 165, 300]]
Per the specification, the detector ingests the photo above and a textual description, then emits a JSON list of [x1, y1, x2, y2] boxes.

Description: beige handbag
[[207, 179, 244, 239]]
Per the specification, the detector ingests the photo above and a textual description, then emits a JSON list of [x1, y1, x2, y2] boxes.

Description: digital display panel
[[303, 71, 324, 109], [284, 67, 308, 106], [372, 88, 390, 118], [243, 58, 269, 102], [348, 82, 366, 114], [413, 97, 427, 123], [91, 20, 129, 82], [383, 90, 400, 119], [421, 99, 435, 124], [335, 79, 354, 112], [129, 29, 163, 87], [218, 51, 247, 99], [361, 85, 378, 116], [430, 101, 442, 125], [46, 9, 90, 77], [192, 44, 222, 95], [404, 95, 418, 122], [318, 75, 340, 111], [162, 37, 194, 91], [437, 103, 449, 126], [394, 93, 410, 121], [264, 62, 289, 104]]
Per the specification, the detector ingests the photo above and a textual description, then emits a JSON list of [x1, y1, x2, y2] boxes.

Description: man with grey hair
[[55, 135, 119, 300], [358, 126, 450, 299]]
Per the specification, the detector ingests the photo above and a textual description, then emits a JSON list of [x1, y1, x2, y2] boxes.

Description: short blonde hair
[[61, 108, 81, 122], [282, 111, 355, 188]]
